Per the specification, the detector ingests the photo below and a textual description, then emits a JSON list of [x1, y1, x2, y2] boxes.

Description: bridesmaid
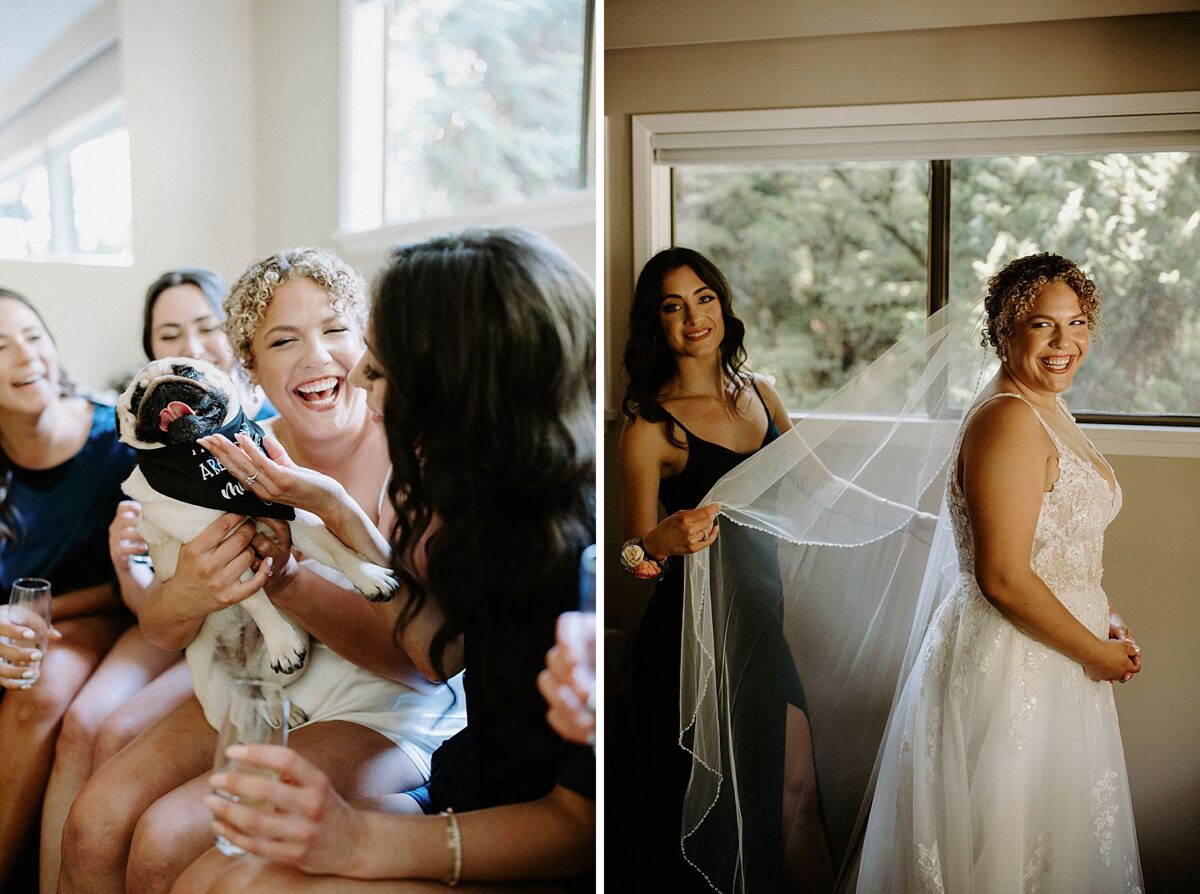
[[43, 268, 269, 894], [0, 289, 134, 889], [618, 248, 832, 892], [58, 249, 462, 894], [171, 228, 596, 892]]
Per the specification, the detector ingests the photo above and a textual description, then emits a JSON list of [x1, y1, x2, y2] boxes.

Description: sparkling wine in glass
[[2, 578, 53, 687], [211, 678, 289, 857]]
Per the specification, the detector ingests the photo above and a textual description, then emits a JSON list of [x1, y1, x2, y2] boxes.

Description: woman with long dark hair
[[171, 228, 596, 892], [618, 248, 832, 892], [0, 288, 135, 889]]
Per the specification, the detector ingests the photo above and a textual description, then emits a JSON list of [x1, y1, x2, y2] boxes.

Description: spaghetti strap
[[749, 377, 771, 415], [970, 391, 1057, 441], [661, 407, 695, 439]]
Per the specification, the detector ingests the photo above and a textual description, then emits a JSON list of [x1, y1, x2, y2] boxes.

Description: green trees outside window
[[674, 152, 1200, 419]]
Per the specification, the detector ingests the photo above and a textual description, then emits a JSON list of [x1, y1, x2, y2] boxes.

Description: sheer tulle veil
[[679, 303, 996, 892]]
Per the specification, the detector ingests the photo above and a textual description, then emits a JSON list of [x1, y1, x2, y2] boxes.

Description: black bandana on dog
[[136, 411, 296, 521]]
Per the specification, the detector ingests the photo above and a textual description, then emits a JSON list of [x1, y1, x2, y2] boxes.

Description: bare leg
[[0, 613, 125, 889], [175, 855, 564, 894], [92, 659, 192, 767], [782, 705, 834, 894], [58, 696, 215, 894], [128, 720, 424, 894], [40, 627, 181, 894]]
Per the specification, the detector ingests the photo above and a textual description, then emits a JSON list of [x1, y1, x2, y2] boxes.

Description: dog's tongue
[[159, 401, 195, 432]]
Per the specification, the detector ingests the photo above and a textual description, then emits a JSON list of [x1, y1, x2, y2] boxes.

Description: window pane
[[0, 165, 52, 260], [673, 162, 929, 411], [950, 152, 1200, 416], [69, 126, 133, 255], [383, 0, 587, 223]]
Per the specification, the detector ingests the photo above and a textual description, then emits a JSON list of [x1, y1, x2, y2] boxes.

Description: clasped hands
[[1105, 609, 1141, 684]]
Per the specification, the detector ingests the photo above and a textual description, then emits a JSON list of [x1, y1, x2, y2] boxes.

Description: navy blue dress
[[0, 400, 135, 598]]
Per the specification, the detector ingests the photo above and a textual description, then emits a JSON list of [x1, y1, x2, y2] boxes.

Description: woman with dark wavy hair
[[618, 248, 832, 892], [173, 228, 596, 893]]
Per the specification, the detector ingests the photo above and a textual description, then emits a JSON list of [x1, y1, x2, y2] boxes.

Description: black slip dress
[[631, 383, 818, 892]]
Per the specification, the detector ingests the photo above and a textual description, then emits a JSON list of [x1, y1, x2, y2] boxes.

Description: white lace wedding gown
[[857, 392, 1143, 893]]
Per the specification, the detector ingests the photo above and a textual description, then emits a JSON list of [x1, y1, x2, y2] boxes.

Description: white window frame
[[0, 96, 131, 265], [631, 91, 1200, 458], [333, 0, 595, 258]]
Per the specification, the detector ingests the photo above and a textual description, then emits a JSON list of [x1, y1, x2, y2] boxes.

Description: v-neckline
[[1043, 422, 1117, 497]]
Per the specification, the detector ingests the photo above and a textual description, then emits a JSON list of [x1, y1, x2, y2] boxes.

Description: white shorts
[[287, 642, 466, 779]]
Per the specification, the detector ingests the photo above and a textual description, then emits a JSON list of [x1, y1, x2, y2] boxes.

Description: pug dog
[[117, 357, 396, 729]]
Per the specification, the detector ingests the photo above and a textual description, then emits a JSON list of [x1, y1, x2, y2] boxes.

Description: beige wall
[[604, 3, 1200, 887], [0, 0, 258, 391], [0, 0, 596, 392]]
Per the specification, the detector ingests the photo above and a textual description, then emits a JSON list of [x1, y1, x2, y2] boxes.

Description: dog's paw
[[286, 705, 310, 729], [269, 642, 308, 675], [348, 561, 398, 603]]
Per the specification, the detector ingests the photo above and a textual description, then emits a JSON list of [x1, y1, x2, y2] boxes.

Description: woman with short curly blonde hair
[[59, 246, 466, 894], [982, 252, 1100, 358], [224, 248, 368, 373]]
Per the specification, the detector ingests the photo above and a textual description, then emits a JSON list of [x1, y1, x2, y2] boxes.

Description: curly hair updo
[[983, 253, 1099, 356], [224, 248, 367, 371]]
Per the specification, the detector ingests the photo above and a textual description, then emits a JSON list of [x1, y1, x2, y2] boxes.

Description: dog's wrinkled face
[[117, 357, 240, 450]]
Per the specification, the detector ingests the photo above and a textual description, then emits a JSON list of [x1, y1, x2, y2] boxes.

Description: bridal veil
[[679, 303, 994, 892]]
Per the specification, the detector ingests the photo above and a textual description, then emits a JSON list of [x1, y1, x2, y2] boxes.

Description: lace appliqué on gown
[[858, 393, 1143, 893], [916, 841, 945, 894]]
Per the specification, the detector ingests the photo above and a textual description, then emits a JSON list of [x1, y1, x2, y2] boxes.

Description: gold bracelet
[[439, 808, 462, 886]]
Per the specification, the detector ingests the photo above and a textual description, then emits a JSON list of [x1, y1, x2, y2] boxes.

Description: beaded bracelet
[[439, 808, 462, 886], [618, 537, 667, 580]]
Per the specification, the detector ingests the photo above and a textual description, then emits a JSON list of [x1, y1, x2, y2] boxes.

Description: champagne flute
[[1, 578, 53, 688], [210, 679, 290, 857]]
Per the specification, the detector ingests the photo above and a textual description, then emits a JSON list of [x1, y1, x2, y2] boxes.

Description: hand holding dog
[[108, 500, 149, 569], [143, 513, 275, 651], [204, 743, 367, 876], [199, 432, 391, 566]]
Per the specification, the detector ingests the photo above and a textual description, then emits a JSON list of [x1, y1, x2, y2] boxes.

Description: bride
[[858, 253, 1143, 892], [679, 253, 1144, 893]]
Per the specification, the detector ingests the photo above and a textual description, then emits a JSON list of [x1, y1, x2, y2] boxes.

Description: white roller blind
[[649, 93, 1200, 165]]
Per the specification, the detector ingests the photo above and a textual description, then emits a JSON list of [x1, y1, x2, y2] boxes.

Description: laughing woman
[[42, 268, 275, 894], [57, 249, 464, 894], [170, 228, 596, 893], [0, 289, 135, 889]]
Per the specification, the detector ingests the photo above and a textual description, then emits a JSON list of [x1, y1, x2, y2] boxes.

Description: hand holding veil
[[679, 304, 993, 892]]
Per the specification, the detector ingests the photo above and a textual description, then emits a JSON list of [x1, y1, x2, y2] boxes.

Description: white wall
[[0, 0, 596, 391], [0, 0, 257, 392]]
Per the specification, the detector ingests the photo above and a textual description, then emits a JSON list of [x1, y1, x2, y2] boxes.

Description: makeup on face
[[0, 299, 59, 413], [150, 284, 235, 371], [658, 265, 725, 357], [1003, 281, 1090, 396], [250, 278, 365, 435]]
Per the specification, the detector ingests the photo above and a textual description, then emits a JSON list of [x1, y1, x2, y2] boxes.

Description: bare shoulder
[[750, 373, 792, 431], [619, 410, 675, 456], [962, 395, 1053, 465]]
